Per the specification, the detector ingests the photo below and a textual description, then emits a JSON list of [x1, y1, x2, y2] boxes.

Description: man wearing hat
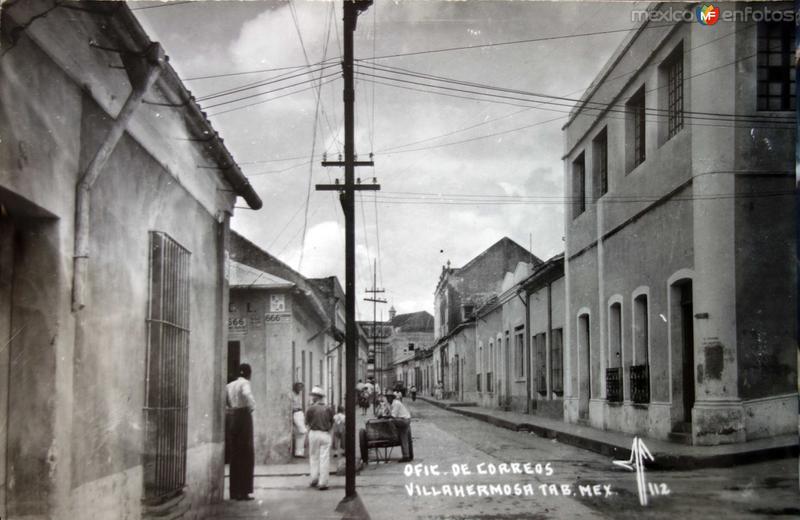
[[305, 386, 334, 490]]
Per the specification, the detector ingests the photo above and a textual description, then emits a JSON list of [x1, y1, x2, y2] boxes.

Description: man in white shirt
[[226, 363, 256, 500], [292, 382, 307, 457], [388, 394, 412, 462]]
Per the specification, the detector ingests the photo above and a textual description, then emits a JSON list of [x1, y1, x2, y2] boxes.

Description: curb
[[419, 396, 798, 469]]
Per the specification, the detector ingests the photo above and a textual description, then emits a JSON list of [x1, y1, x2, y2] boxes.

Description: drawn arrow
[[612, 437, 655, 506]]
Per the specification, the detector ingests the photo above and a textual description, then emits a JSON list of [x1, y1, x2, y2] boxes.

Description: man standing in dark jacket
[[226, 363, 255, 500]]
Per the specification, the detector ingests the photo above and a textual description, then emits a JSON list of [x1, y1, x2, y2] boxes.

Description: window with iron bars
[[550, 328, 563, 394], [514, 329, 525, 379], [534, 333, 547, 395], [606, 367, 622, 402], [757, 21, 795, 111], [143, 231, 191, 503], [665, 45, 684, 139], [630, 364, 650, 404]]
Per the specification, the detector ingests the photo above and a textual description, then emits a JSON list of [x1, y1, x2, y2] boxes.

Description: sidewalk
[[212, 458, 370, 520], [419, 396, 798, 469]]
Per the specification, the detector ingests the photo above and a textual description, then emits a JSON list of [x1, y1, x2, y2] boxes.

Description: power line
[[207, 76, 340, 117], [369, 191, 795, 205], [378, 106, 532, 153], [129, 1, 194, 11], [201, 71, 339, 110], [357, 61, 794, 125], [355, 70, 794, 131], [377, 114, 566, 155], [290, 0, 331, 272], [372, 191, 384, 288], [196, 63, 338, 102], [355, 22, 760, 157], [356, 23, 681, 61], [181, 58, 338, 81]]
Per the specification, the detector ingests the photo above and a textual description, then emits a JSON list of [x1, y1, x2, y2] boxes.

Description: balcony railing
[[606, 367, 622, 402], [630, 364, 650, 404]]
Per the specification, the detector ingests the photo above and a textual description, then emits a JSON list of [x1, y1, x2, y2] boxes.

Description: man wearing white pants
[[305, 386, 334, 490], [292, 382, 306, 457]]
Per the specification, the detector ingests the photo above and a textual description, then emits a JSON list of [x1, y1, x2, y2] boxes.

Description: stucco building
[[388, 308, 435, 390], [471, 255, 565, 419], [433, 237, 540, 399], [562, 2, 796, 445], [0, 1, 261, 518], [228, 232, 345, 463], [359, 309, 434, 393]]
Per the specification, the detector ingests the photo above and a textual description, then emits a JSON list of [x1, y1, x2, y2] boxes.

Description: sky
[[131, 0, 640, 318]]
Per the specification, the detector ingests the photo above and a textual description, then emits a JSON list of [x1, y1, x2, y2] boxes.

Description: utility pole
[[364, 259, 387, 386], [316, 0, 375, 501]]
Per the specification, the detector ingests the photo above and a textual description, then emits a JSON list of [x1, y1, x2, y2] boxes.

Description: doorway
[[225, 341, 241, 465], [678, 281, 694, 422], [578, 314, 591, 420], [227, 341, 241, 383]]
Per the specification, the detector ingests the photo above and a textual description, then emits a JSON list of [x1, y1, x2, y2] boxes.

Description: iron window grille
[[486, 372, 493, 393], [476, 374, 481, 392], [514, 331, 525, 379], [143, 231, 191, 503], [606, 367, 622, 402], [757, 21, 795, 111], [535, 333, 547, 394], [630, 364, 650, 404], [666, 49, 684, 138], [550, 328, 563, 395]]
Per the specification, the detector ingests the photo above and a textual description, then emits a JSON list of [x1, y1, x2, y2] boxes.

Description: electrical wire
[[201, 71, 339, 110], [207, 75, 340, 117], [357, 61, 794, 125], [181, 58, 338, 81], [196, 63, 338, 102], [293, 0, 330, 272], [129, 1, 194, 11], [356, 23, 682, 62], [355, 71, 793, 132]]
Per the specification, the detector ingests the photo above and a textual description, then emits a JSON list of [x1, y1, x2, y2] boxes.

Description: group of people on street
[[375, 391, 413, 462], [226, 365, 416, 500]]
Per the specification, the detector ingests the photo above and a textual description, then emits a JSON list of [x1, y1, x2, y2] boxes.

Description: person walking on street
[[332, 405, 345, 457], [292, 382, 307, 457], [410, 385, 417, 402], [226, 363, 256, 501], [358, 387, 370, 416], [387, 393, 413, 462], [306, 386, 334, 490]]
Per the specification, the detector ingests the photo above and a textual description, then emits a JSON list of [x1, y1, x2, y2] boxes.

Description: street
[[217, 399, 799, 519]]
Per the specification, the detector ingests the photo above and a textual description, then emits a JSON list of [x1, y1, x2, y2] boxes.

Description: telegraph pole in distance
[[364, 259, 387, 388], [317, 0, 375, 502]]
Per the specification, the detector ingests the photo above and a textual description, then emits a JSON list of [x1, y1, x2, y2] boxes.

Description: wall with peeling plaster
[[0, 2, 243, 517], [562, 3, 797, 445]]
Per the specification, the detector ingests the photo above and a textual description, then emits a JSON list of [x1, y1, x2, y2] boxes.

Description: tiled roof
[[391, 311, 434, 332]]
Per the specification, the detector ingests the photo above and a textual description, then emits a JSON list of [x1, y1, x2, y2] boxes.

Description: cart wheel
[[359, 428, 369, 464]]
